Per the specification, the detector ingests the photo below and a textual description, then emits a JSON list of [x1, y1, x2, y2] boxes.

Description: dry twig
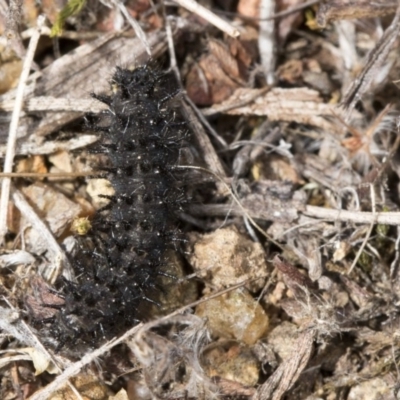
[[341, 2, 400, 111], [0, 15, 45, 244], [172, 0, 240, 37]]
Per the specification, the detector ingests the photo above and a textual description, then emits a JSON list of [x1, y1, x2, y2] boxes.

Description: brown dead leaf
[[209, 39, 242, 83], [25, 276, 65, 320], [228, 36, 254, 72], [189, 54, 239, 105], [213, 377, 257, 397], [185, 62, 212, 105], [186, 39, 249, 105], [273, 255, 317, 294]]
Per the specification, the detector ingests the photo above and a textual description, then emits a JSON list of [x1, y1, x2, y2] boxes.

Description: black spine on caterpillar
[[49, 66, 188, 348]]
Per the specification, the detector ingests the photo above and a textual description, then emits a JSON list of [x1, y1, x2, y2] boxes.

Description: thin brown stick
[[0, 15, 45, 244], [0, 97, 107, 113], [341, 2, 400, 111], [190, 203, 400, 226], [0, 172, 93, 178], [304, 205, 400, 226], [111, 0, 151, 55]]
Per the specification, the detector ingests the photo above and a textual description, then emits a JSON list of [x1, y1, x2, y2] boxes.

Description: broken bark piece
[[316, 0, 397, 28]]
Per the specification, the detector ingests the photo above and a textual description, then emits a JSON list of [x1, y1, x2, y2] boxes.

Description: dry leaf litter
[[1, 0, 400, 399]]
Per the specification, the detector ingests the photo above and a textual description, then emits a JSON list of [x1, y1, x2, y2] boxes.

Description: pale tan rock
[[196, 287, 269, 345], [86, 178, 114, 209], [189, 226, 267, 293], [348, 377, 394, 400], [266, 321, 299, 361]]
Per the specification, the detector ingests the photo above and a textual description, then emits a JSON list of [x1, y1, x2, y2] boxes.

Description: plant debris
[[1, 0, 400, 399]]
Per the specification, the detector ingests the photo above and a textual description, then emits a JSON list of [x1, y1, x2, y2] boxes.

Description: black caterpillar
[[42, 65, 188, 350]]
